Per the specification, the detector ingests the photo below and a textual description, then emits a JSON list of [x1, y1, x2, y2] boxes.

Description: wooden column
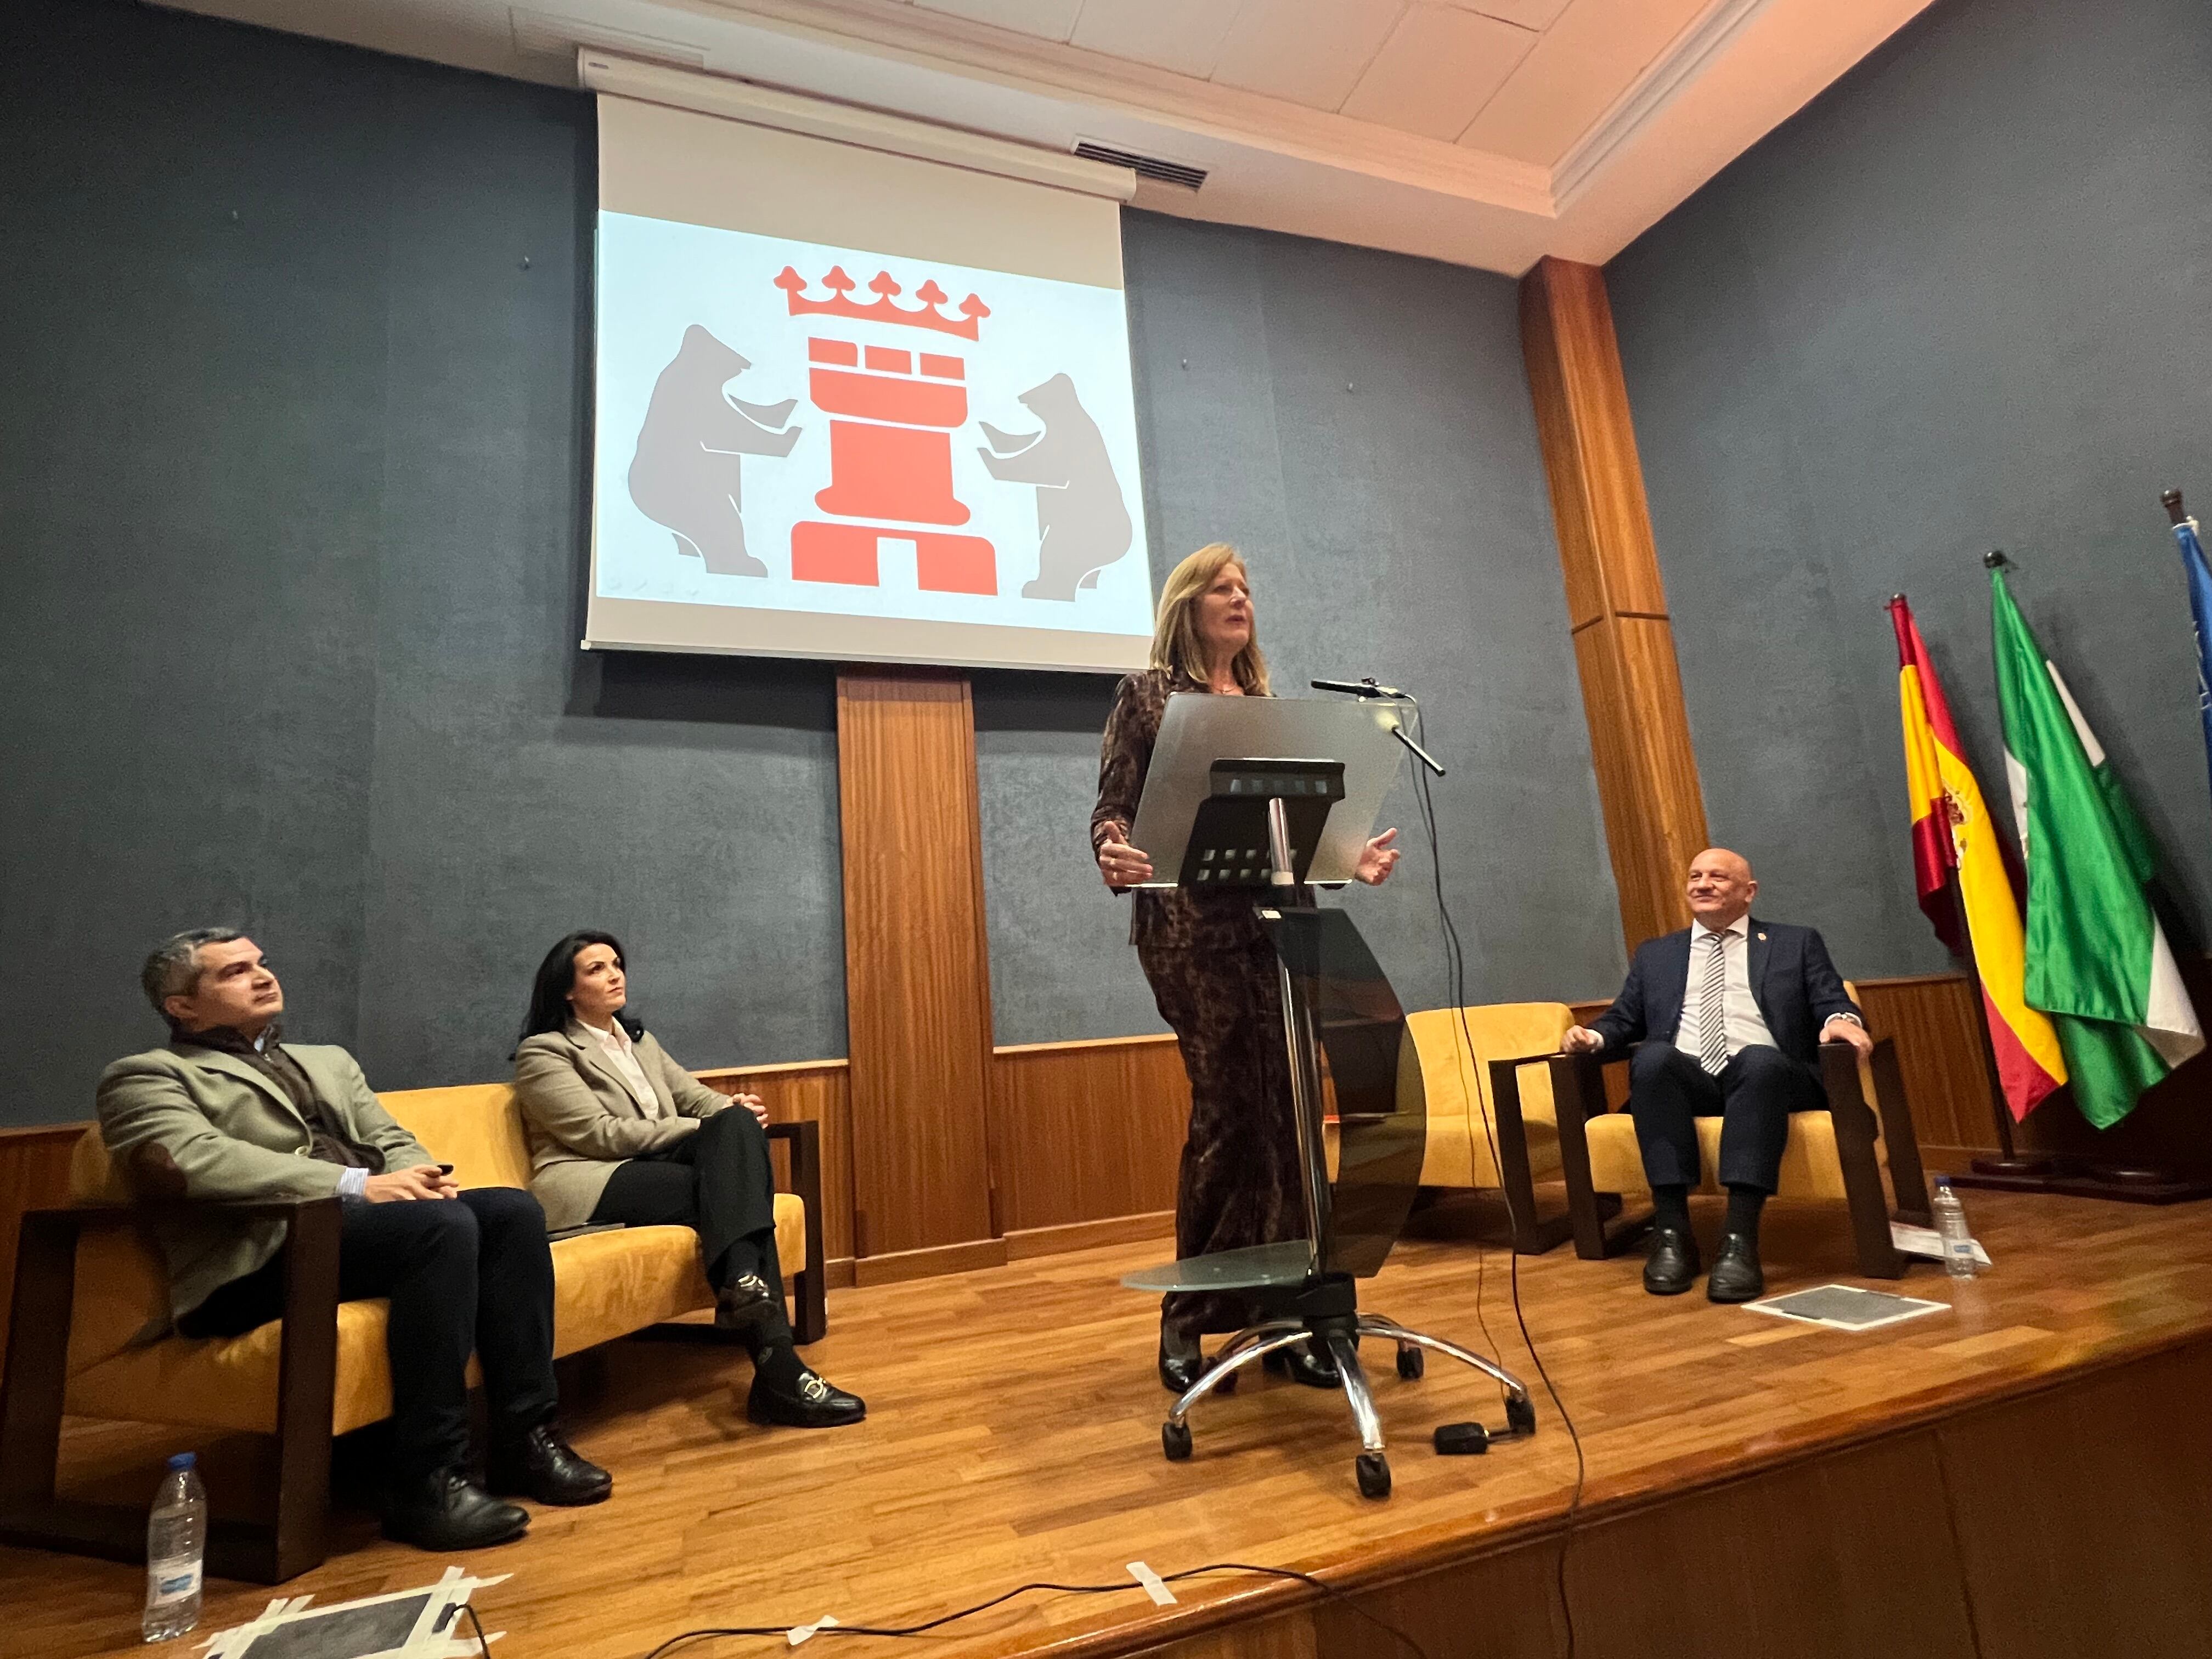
[[1520, 255, 1708, 951], [836, 670, 1005, 1283]]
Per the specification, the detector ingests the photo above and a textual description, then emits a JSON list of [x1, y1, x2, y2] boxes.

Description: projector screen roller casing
[[588, 93, 1155, 674]]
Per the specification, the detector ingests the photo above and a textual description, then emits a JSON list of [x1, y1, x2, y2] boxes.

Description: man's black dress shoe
[[1706, 1232, 1765, 1303], [1643, 1225, 1701, 1296], [488, 1422, 613, 1506], [715, 1272, 779, 1331], [747, 1366, 867, 1428], [1262, 1341, 1340, 1389], [1159, 1329, 1206, 1394], [383, 1470, 530, 1551]]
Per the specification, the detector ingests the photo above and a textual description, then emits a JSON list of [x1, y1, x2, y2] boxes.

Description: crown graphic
[[774, 266, 990, 341]]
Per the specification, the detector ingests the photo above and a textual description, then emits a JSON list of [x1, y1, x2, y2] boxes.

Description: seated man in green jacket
[[98, 928, 612, 1551]]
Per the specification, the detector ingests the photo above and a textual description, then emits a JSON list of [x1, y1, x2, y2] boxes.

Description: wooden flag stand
[[1946, 549, 2212, 1205]]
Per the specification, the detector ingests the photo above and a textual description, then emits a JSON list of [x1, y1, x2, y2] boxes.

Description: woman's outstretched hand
[[1097, 826, 1154, 890], [1356, 828, 1402, 886]]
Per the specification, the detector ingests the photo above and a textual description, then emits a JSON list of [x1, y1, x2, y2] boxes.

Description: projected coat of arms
[[595, 213, 1152, 647]]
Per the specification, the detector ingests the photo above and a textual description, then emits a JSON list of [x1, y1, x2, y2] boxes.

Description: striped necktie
[[1697, 929, 1729, 1075]]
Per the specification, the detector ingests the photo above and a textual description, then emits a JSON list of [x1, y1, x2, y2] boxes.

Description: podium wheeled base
[[1158, 1274, 1534, 1498]]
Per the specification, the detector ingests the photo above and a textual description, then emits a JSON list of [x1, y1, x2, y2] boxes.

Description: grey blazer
[[510, 1022, 732, 1232], [96, 1041, 435, 1327]]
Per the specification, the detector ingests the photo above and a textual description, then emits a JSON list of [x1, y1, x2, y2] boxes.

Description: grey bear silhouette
[[976, 373, 1132, 601], [628, 324, 801, 577]]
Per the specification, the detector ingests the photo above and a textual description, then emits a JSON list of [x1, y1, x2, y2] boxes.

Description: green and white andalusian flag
[[1990, 566, 2204, 1127]]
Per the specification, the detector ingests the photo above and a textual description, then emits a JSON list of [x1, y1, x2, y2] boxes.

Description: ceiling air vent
[[1071, 140, 1207, 191]]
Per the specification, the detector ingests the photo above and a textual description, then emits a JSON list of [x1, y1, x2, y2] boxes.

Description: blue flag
[[2178, 513, 2212, 799]]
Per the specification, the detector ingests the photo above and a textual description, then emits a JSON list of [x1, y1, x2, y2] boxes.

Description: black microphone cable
[[1401, 696, 1587, 1659], [631, 1561, 1429, 1658]]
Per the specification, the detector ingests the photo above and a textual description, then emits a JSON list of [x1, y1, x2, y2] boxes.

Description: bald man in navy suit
[[1565, 849, 1872, 1302]]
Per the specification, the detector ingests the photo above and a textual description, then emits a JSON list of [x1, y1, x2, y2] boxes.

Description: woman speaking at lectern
[[1091, 544, 1401, 1395]]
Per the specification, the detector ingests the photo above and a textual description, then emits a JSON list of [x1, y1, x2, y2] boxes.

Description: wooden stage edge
[[7, 1188, 2210, 1659]]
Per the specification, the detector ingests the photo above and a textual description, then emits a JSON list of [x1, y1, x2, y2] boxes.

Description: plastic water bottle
[[142, 1452, 205, 1643], [1932, 1178, 1978, 1280]]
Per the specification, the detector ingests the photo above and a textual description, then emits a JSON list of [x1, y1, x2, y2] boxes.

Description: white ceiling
[[154, 0, 1936, 275]]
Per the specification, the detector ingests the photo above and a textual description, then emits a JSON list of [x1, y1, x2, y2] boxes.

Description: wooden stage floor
[[7, 1189, 2212, 1659]]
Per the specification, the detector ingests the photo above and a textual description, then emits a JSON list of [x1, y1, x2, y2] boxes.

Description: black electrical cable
[[1404, 705, 1504, 1369], [460, 1598, 494, 1659], [1404, 698, 1587, 1659], [632, 1562, 1428, 1659]]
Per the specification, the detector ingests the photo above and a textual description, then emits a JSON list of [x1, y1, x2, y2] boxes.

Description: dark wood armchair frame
[[1480, 1055, 1621, 1255], [0, 1195, 343, 1582], [768, 1120, 829, 1345], [0, 1118, 827, 1584], [1542, 1039, 1934, 1277]]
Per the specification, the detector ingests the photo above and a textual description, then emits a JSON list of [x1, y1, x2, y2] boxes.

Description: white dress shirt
[[1673, 915, 1780, 1059], [579, 1018, 663, 1117]]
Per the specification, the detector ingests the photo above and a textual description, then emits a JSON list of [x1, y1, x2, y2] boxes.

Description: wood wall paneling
[[850, 1236, 1008, 1288], [1521, 257, 1708, 952], [1136, 1617, 1318, 1659], [1308, 1538, 1567, 1658], [1520, 262, 1670, 627], [836, 671, 998, 1259], [1565, 1430, 1978, 1659], [694, 1058, 855, 1271], [1936, 1342, 2212, 1658], [988, 1033, 1190, 1238], [1851, 973, 2002, 1156]]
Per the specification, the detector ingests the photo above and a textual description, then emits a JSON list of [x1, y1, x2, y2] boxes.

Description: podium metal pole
[[1268, 796, 1330, 1276]]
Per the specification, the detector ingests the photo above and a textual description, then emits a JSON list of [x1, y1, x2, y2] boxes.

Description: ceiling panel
[[1444, 0, 1573, 27], [152, 0, 1938, 275], [1339, 3, 1536, 142], [1210, 0, 1407, 112], [1457, 0, 1710, 164], [1066, 0, 1246, 79], [910, 0, 1084, 43]]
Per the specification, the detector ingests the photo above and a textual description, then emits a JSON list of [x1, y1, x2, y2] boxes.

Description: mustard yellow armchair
[[1402, 1003, 1596, 1255], [1544, 984, 1933, 1277]]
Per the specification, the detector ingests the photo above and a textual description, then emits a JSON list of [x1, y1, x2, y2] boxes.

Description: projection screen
[[586, 83, 1154, 673]]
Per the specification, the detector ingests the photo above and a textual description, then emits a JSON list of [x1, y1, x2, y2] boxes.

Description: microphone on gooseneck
[[1314, 676, 1444, 776], [1310, 676, 1406, 699]]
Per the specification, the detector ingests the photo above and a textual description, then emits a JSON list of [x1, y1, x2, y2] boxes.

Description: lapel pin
[[1757, 932, 1767, 940]]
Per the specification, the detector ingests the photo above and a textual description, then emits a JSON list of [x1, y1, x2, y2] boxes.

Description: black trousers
[[1629, 1041, 1824, 1194], [590, 1108, 784, 1308], [179, 1187, 558, 1485]]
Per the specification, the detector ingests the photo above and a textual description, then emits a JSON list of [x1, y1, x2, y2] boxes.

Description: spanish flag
[[1889, 596, 2065, 1120]]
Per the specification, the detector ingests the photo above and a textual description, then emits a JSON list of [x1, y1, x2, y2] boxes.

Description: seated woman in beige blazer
[[512, 930, 862, 1429]]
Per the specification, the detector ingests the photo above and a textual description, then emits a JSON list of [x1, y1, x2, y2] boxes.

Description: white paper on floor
[[198, 1565, 509, 1659], [1745, 1284, 1950, 1331], [1890, 1220, 1993, 1267]]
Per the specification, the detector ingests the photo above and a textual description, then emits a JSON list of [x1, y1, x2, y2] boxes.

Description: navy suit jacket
[[1587, 918, 1860, 1070]]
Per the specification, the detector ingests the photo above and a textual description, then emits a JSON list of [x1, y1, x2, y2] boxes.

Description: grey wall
[[1607, 0, 2212, 980], [978, 214, 1624, 1044], [3, 1, 1626, 1124], [3, 0, 845, 1124]]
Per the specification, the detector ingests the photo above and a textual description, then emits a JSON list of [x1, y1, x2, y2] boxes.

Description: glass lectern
[[1119, 693, 1533, 1498]]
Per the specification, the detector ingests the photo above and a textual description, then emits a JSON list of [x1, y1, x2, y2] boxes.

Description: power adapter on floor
[[1434, 1395, 1539, 1455]]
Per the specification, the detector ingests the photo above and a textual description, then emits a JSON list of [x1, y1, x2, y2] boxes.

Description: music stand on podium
[[1120, 694, 1534, 1499]]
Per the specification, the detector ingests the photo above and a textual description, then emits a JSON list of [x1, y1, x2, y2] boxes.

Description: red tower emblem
[[775, 266, 998, 595]]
